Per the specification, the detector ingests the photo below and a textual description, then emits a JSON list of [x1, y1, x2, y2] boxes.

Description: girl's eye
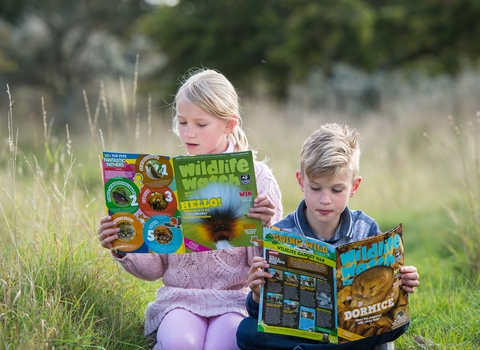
[[178, 121, 187, 125], [197, 123, 207, 127]]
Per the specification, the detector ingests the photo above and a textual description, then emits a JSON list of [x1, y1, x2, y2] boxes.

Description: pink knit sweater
[[115, 161, 283, 336]]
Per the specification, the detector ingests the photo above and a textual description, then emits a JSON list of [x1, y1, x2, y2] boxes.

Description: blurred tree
[[0, 0, 150, 109], [140, 0, 480, 98], [371, 0, 480, 73], [0, 0, 25, 22], [140, 0, 294, 98], [2, 0, 480, 117]]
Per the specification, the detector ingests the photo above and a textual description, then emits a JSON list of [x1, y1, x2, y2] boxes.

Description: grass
[[1, 75, 480, 349]]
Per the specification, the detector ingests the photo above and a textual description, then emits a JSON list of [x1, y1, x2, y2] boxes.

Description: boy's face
[[296, 169, 361, 239]]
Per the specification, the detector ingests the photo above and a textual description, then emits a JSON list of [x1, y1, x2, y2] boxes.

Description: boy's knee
[[389, 322, 410, 341], [236, 316, 258, 348]]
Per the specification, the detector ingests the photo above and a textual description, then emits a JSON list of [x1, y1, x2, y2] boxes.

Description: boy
[[236, 123, 420, 350]]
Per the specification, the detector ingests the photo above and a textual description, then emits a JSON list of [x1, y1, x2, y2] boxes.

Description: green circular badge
[[105, 178, 140, 214]]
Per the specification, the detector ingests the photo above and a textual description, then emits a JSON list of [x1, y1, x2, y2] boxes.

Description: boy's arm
[[401, 265, 420, 293], [246, 290, 260, 318], [248, 257, 272, 302]]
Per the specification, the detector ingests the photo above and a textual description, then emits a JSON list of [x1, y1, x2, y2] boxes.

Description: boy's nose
[[319, 192, 331, 204]]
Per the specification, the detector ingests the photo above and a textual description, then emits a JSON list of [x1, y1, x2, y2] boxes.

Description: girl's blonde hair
[[172, 68, 251, 154]]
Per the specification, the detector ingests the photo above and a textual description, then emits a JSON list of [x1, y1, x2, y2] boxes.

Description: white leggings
[[154, 308, 244, 350]]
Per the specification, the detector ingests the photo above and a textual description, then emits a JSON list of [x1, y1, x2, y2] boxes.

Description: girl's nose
[[183, 125, 195, 138]]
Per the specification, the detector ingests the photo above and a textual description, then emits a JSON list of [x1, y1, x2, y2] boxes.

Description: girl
[[97, 69, 283, 350]]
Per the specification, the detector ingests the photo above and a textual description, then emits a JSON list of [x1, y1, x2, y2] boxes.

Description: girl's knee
[[156, 338, 204, 350], [157, 310, 208, 350]]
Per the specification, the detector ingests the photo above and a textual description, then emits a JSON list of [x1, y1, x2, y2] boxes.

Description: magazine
[[101, 151, 262, 254], [257, 224, 408, 344]]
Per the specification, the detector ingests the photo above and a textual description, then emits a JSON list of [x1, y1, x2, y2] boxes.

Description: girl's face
[[296, 168, 361, 240], [176, 96, 236, 155]]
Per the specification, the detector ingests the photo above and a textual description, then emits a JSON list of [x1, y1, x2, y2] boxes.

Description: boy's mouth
[[318, 210, 331, 215]]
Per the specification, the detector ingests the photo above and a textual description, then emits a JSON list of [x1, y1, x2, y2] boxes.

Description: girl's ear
[[296, 171, 305, 192], [224, 115, 238, 134], [350, 176, 362, 197]]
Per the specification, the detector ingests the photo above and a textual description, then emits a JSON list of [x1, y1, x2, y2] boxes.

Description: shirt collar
[[295, 200, 352, 244]]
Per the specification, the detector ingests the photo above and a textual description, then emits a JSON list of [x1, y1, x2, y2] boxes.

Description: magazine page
[[101, 151, 261, 254], [336, 224, 409, 343], [257, 227, 339, 344], [173, 151, 261, 253], [102, 152, 184, 254]]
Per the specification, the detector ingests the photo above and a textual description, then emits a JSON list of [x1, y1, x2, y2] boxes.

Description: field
[[1, 72, 479, 349]]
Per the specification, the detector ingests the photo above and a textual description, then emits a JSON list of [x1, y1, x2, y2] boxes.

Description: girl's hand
[[400, 265, 420, 293], [97, 216, 125, 258], [248, 257, 272, 303], [247, 194, 276, 227]]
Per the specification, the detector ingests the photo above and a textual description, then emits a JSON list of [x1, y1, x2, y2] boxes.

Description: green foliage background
[[1, 0, 480, 116], [141, 0, 480, 97]]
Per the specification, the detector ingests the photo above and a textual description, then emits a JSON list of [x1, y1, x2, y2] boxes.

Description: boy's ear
[[350, 176, 362, 197], [296, 171, 305, 192], [224, 116, 238, 134]]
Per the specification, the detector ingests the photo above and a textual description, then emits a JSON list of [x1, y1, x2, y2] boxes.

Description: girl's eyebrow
[[178, 115, 208, 122]]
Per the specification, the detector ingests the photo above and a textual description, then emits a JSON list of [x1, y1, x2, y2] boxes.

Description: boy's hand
[[97, 216, 125, 258], [400, 266, 420, 293], [247, 194, 276, 227], [248, 257, 272, 303]]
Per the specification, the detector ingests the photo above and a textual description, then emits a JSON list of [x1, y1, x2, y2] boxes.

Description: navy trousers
[[236, 316, 409, 350]]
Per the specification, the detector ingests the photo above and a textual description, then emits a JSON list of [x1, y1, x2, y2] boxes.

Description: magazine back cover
[[335, 224, 409, 343], [173, 151, 261, 253], [102, 152, 184, 254], [257, 227, 339, 343]]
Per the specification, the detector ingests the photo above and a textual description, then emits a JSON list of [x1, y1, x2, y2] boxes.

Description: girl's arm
[[249, 162, 283, 226], [98, 215, 168, 281], [115, 253, 168, 281]]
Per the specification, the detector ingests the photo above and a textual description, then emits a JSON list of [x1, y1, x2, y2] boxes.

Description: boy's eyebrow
[[310, 178, 348, 187]]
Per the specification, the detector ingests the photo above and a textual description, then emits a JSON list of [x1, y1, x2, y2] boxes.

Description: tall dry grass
[[1, 86, 155, 349], [1, 67, 479, 348]]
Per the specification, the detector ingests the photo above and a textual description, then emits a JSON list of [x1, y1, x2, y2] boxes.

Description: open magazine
[[258, 224, 408, 344], [101, 151, 262, 254]]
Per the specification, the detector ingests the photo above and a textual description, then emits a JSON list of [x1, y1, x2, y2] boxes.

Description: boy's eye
[[332, 188, 343, 193], [310, 187, 321, 191], [197, 123, 207, 127]]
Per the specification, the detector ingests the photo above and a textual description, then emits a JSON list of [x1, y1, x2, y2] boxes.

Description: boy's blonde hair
[[173, 68, 250, 153], [300, 123, 360, 181]]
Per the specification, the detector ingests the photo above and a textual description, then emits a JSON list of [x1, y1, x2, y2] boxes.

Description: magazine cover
[[101, 151, 261, 254], [336, 224, 408, 343], [173, 151, 261, 252], [257, 224, 408, 345]]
